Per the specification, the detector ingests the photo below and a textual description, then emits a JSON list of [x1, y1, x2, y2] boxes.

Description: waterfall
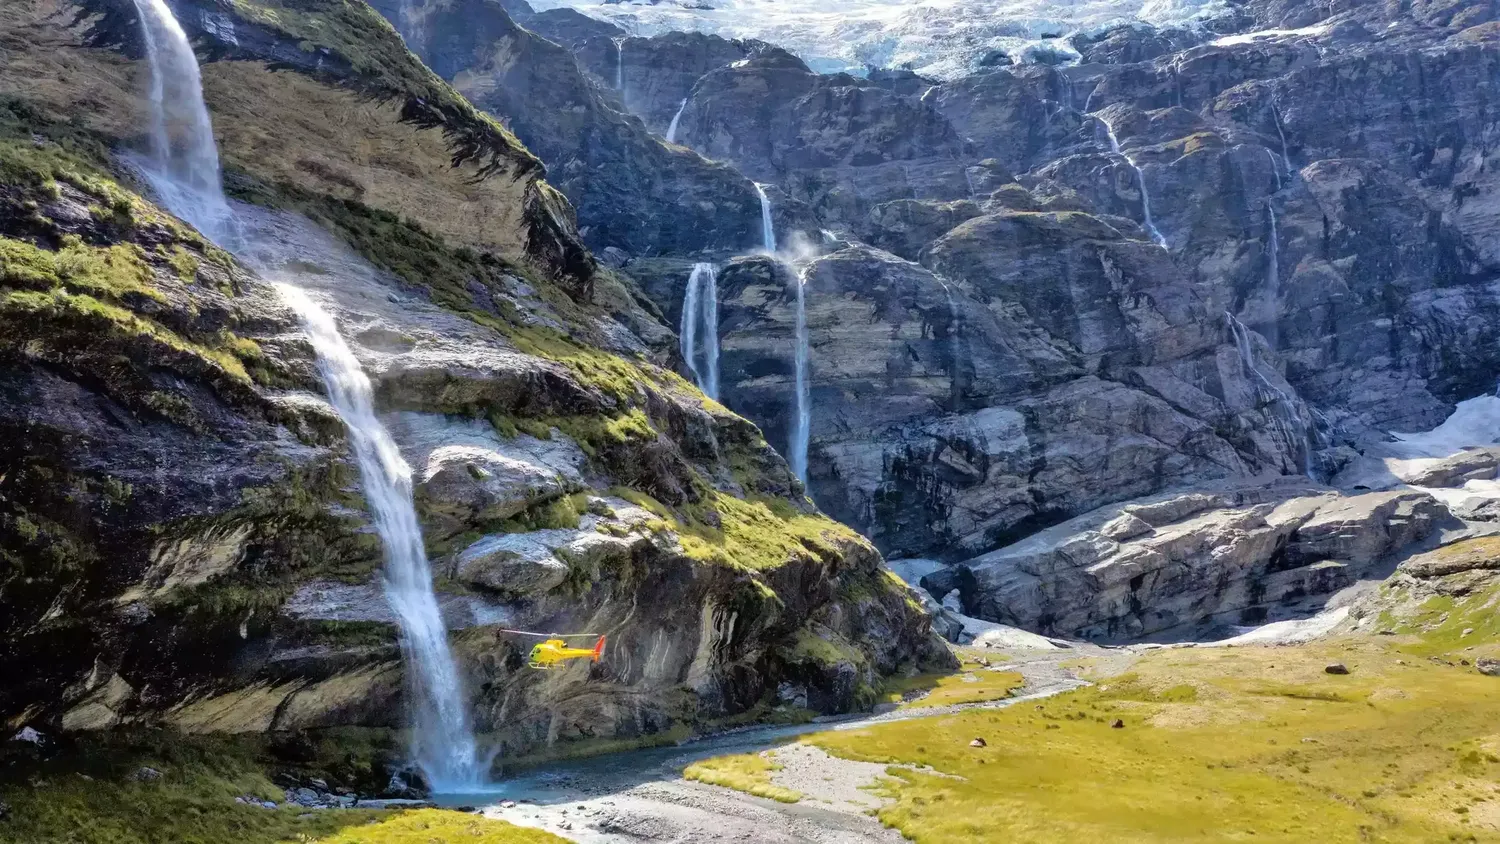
[[679, 262, 720, 399], [790, 266, 811, 484], [665, 98, 688, 143], [278, 286, 482, 791], [1264, 203, 1280, 351], [128, 0, 233, 246], [1098, 117, 1168, 249], [1271, 103, 1293, 178], [1226, 313, 1314, 478], [937, 279, 964, 406], [1267, 148, 1282, 192], [963, 166, 978, 199], [613, 37, 626, 92], [755, 183, 777, 252], [703, 265, 720, 400], [126, 0, 481, 790]]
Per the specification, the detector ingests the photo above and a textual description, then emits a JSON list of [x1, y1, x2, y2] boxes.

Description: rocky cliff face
[[379, 0, 767, 258], [407, 0, 1500, 640], [0, 0, 947, 765], [8, 0, 1500, 775]]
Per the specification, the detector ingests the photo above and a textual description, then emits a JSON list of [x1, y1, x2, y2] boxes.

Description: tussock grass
[[305, 809, 568, 843], [878, 661, 1024, 710], [684, 752, 802, 803], [806, 642, 1500, 842]]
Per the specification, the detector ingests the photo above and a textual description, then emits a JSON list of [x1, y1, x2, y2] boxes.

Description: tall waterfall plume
[[1098, 117, 1167, 249], [665, 98, 688, 143], [790, 266, 812, 484], [755, 183, 777, 252], [278, 286, 483, 791], [128, 0, 233, 245], [679, 263, 721, 399], [126, 0, 482, 790]]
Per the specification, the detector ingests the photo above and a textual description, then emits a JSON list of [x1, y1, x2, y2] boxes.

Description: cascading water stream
[[679, 262, 720, 399], [613, 37, 626, 92], [1264, 203, 1280, 351], [936, 279, 964, 406], [791, 266, 811, 484], [278, 287, 482, 791], [754, 183, 808, 480], [755, 183, 777, 252], [128, 0, 234, 246], [1226, 313, 1314, 478], [1097, 116, 1168, 249], [1270, 104, 1293, 178], [127, 0, 482, 791], [665, 98, 688, 143]]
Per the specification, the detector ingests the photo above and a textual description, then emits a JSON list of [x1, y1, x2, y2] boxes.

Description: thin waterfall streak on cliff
[[128, 0, 234, 246], [1265, 203, 1280, 351], [755, 183, 777, 252], [1081, 82, 1097, 114], [937, 279, 964, 405], [276, 285, 482, 792], [1271, 104, 1292, 177], [665, 98, 688, 142], [702, 264, 720, 400], [680, 265, 703, 389], [791, 267, 811, 484], [614, 37, 626, 91], [963, 166, 978, 199], [1098, 117, 1167, 249], [1267, 148, 1282, 192], [1226, 313, 1314, 479]]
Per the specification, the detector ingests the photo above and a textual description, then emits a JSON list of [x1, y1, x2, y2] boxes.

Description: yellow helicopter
[[500, 629, 608, 670]]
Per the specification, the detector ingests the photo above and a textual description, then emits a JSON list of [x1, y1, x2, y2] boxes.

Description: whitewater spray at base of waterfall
[[127, 0, 482, 790], [128, 0, 234, 246], [665, 98, 688, 143], [1098, 116, 1167, 249], [278, 286, 482, 791], [791, 266, 812, 484], [680, 263, 721, 399]]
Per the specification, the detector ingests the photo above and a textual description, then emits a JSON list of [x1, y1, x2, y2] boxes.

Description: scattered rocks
[[1478, 659, 1500, 677], [1324, 663, 1350, 675], [969, 737, 988, 748], [1110, 719, 1125, 729], [131, 767, 164, 782]]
